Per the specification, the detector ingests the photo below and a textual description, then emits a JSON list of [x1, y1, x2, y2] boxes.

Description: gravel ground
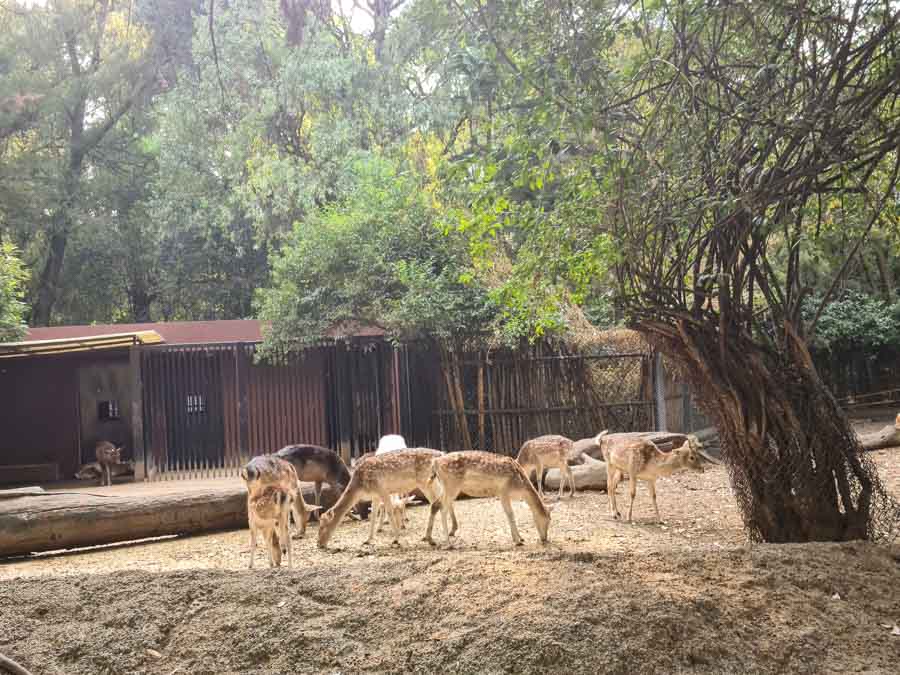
[[1, 451, 899, 674]]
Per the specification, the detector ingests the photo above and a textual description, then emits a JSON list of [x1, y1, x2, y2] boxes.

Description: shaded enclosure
[[138, 339, 658, 479], [140, 340, 401, 479]]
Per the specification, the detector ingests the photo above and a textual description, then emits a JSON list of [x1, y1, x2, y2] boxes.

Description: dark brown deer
[[274, 444, 351, 509]]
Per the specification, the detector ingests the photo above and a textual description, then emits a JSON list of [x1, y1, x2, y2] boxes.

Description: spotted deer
[[601, 432, 705, 523], [516, 435, 576, 500], [373, 493, 416, 533], [247, 486, 293, 568], [427, 451, 553, 546], [241, 455, 320, 539], [317, 449, 447, 549], [94, 441, 123, 487]]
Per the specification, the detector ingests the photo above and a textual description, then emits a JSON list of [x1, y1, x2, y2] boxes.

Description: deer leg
[[249, 528, 257, 570], [500, 494, 523, 546], [365, 498, 380, 544], [607, 469, 620, 518], [648, 479, 660, 523], [283, 511, 293, 569], [536, 462, 544, 498], [373, 498, 385, 534], [380, 490, 403, 546], [291, 495, 306, 539], [448, 500, 459, 536], [564, 464, 576, 498], [422, 483, 447, 546], [627, 475, 637, 523], [312, 481, 322, 521]]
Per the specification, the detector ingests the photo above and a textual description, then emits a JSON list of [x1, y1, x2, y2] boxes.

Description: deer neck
[[651, 451, 684, 477]]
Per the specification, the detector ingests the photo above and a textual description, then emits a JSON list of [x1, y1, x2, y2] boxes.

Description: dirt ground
[[2, 450, 900, 674]]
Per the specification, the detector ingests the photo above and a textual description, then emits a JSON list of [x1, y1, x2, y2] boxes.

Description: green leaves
[[256, 156, 495, 351], [0, 244, 28, 342]]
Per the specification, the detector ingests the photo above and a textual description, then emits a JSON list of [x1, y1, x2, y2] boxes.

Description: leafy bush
[[803, 291, 900, 353], [0, 243, 27, 342], [256, 157, 495, 352]]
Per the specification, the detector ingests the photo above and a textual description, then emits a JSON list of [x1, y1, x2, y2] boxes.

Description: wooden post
[[477, 353, 485, 451], [653, 352, 667, 431], [130, 344, 147, 481], [235, 344, 250, 465]]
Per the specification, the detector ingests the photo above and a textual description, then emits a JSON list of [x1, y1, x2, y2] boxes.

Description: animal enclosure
[[428, 342, 657, 456], [140, 340, 402, 480]]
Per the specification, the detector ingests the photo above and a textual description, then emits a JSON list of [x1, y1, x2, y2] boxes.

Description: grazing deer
[[317, 449, 447, 549], [373, 494, 416, 533], [275, 444, 351, 509], [241, 455, 321, 539], [248, 486, 293, 569], [427, 451, 553, 546], [94, 441, 123, 486], [516, 435, 576, 500], [602, 432, 705, 523]]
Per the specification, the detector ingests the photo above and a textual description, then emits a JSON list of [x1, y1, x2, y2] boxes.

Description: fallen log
[[858, 416, 900, 451], [0, 483, 338, 558], [0, 487, 46, 500], [544, 460, 609, 492]]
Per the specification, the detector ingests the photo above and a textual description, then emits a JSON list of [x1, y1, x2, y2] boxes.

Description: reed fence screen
[[429, 345, 657, 455]]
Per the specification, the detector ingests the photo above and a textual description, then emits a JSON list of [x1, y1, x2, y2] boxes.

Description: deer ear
[[595, 430, 609, 443]]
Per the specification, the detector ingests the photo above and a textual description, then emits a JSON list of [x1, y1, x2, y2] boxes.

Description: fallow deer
[[248, 485, 293, 569], [275, 444, 351, 509], [317, 449, 447, 549], [516, 435, 576, 500], [94, 441, 123, 487], [373, 493, 416, 533], [426, 451, 553, 546], [601, 432, 705, 523], [241, 455, 320, 539]]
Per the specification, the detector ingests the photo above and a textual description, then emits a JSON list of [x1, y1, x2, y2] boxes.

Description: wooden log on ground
[[858, 417, 900, 451], [0, 487, 46, 500], [544, 460, 609, 491], [0, 483, 338, 558]]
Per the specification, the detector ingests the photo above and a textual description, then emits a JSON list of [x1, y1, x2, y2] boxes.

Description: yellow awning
[[0, 330, 164, 358]]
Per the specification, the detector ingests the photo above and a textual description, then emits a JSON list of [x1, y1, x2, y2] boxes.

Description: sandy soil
[[1, 451, 899, 674]]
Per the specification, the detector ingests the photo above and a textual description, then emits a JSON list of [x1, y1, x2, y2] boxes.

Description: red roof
[[25, 320, 386, 345]]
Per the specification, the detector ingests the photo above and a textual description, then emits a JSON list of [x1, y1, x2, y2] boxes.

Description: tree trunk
[[641, 320, 895, 543], [31, 225, 69, 326]]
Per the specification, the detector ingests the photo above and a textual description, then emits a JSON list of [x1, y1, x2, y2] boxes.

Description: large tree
[[0, 0, 185, 325], [447, 0, 900, 541]]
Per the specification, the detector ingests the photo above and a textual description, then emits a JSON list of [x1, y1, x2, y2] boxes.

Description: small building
[[0, 321, 407, 484]]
